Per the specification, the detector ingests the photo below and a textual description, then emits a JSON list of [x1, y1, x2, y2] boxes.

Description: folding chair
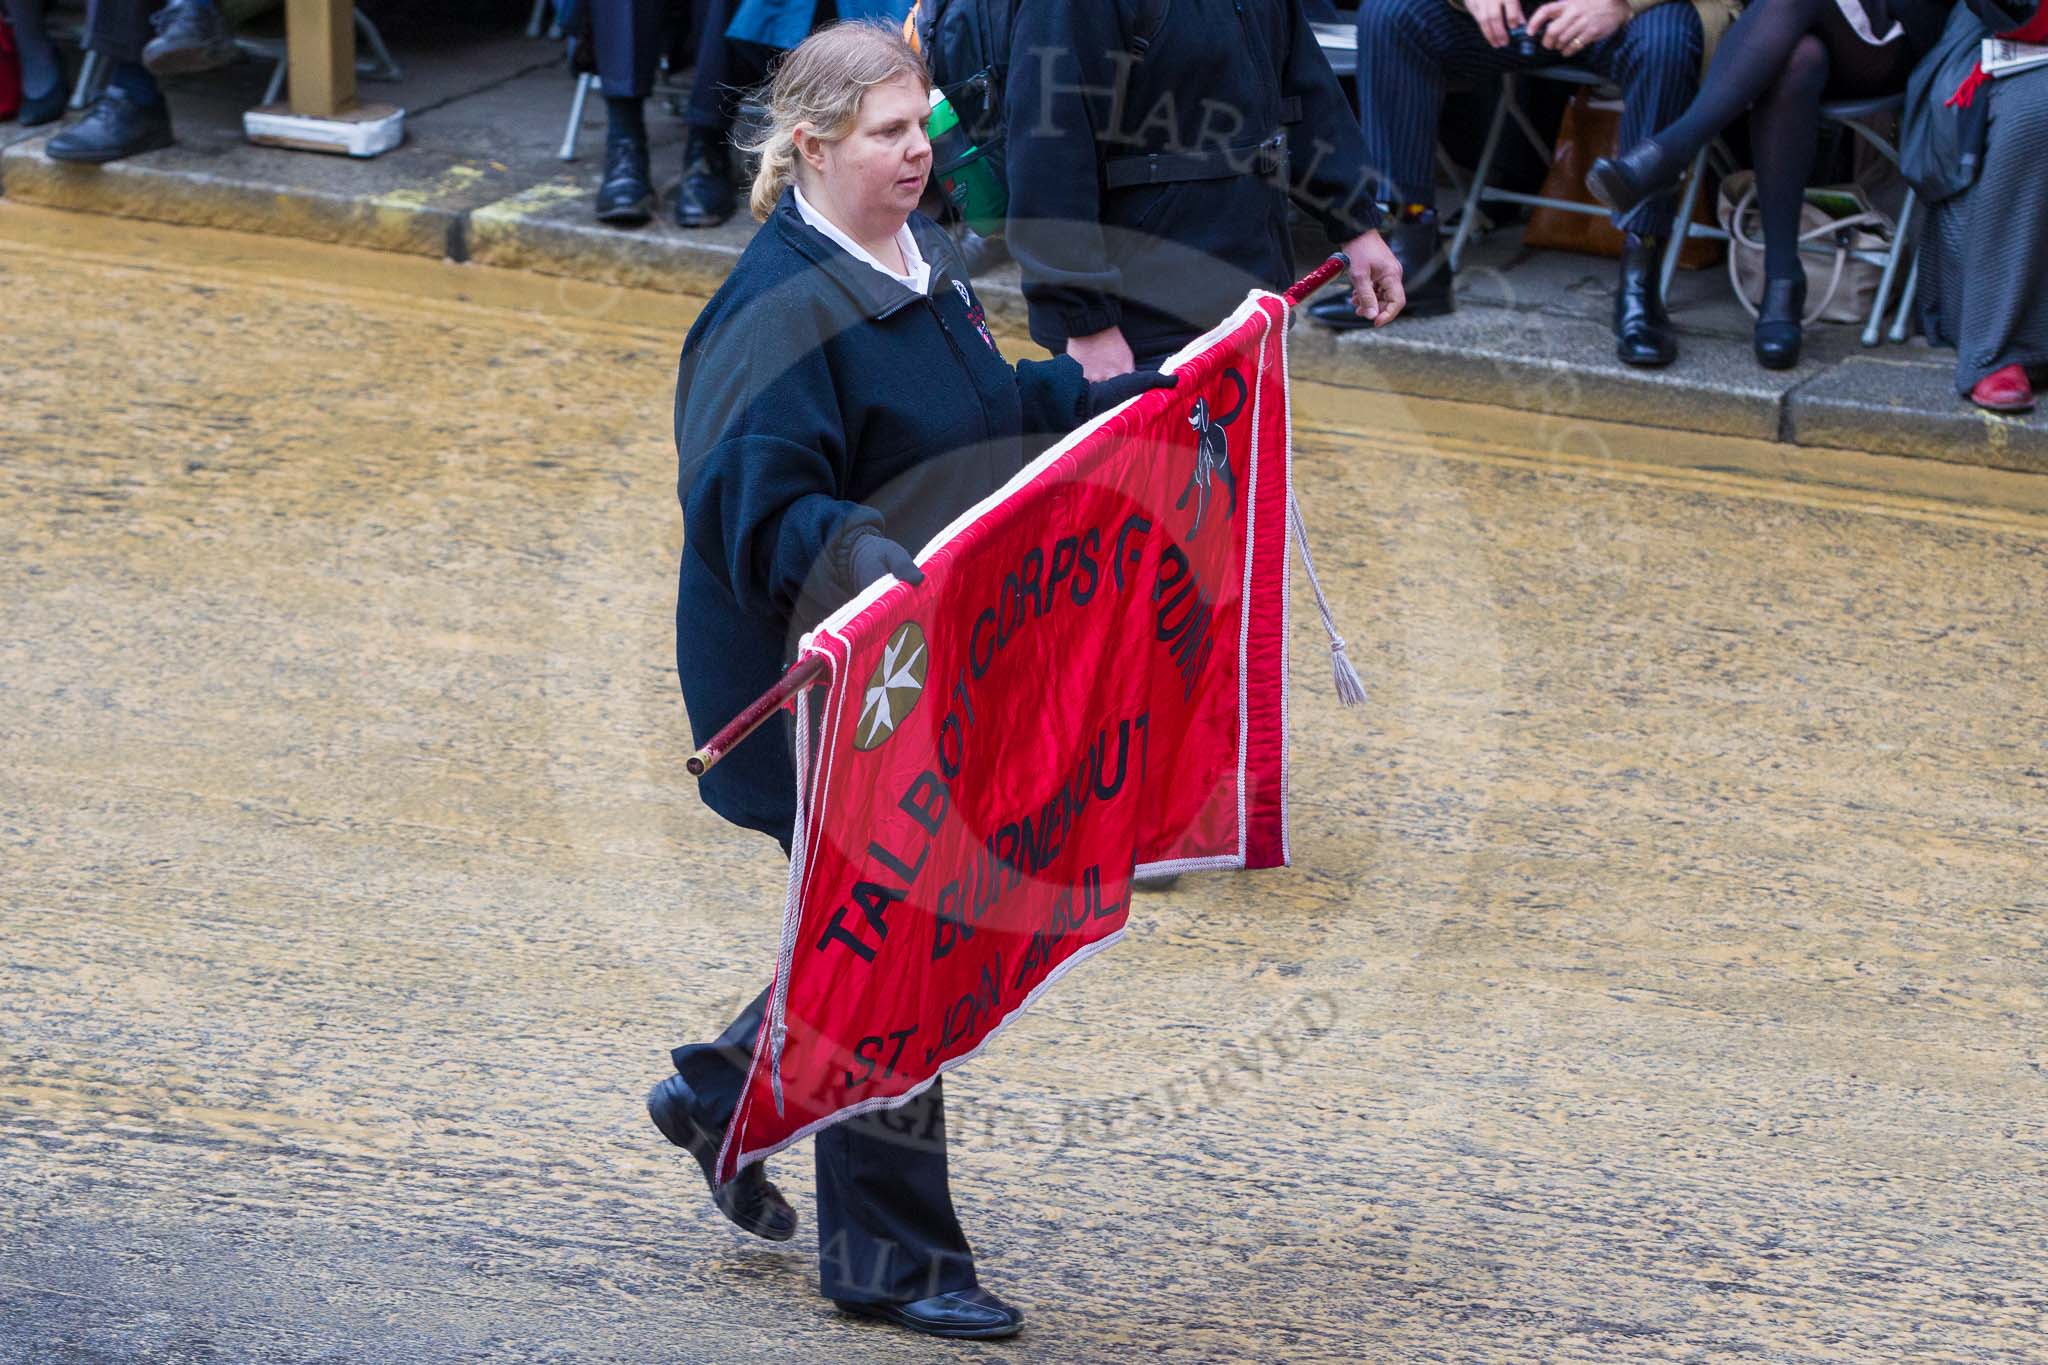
[[1447, 66, 1724, 305], [1817, 93, 1920, 346]]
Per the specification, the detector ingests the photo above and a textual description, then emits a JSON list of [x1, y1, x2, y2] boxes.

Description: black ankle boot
[[595, 128, 655, 226], [1309, 210, 1451, 329], [1586, 140, 1679, 217], [1753, 275, 1806, 370], [1614, 232, 1677, 368], [675, 129, 735, 229]]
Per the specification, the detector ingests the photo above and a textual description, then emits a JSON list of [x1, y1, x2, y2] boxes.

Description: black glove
[[837, 527, 926, 594], [1085, 368, 1178, 417]]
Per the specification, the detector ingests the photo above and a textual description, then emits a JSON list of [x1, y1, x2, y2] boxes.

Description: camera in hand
[[1505, 25, 1550, 60]]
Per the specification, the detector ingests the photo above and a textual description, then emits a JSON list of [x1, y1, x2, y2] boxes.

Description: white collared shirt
[[793, 183, 931, 296]]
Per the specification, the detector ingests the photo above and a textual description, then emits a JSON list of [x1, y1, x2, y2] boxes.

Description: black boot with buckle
[[1614, 231, 1677, 368]]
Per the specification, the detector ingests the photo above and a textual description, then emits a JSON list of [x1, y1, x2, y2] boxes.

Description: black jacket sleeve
[[1966, 0, 2030, 29], [674, 305, 882, 621], [1282, 0, 1383, 242], [1005, 1, 1133, 346], [1015, 354, 1092, 437]]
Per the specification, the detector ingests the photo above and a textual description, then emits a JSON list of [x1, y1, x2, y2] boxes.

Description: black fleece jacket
[[1005, 0, 1381, 361], [674, 189, 1091, 846]]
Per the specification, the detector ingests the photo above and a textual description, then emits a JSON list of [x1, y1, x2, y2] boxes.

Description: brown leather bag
[[1522, 91, 1720, 268]]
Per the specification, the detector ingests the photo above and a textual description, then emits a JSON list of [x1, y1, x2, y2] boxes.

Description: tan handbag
[[1522, 91, 1721, 268], [1714, 171, 1892, 324]]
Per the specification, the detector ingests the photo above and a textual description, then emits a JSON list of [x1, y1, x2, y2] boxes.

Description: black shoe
[[142, 0, 238, 77], [17, 54, 70, 128], [646, 1073, 797, 1241], [1309, 211, 1451, 329], [595, 130, 655, 226], [1614, 232, 1677, 369], [44, 90, 174, 164], [675, 129, 735, 228], [1585, 140, 1678, 218], [1754, 275, 1806, 370], [836, 1288, 1025, 1340]]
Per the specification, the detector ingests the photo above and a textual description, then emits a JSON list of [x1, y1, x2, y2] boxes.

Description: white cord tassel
[[1289, 494, 1367, 707], [767, 683, 814, 1117]]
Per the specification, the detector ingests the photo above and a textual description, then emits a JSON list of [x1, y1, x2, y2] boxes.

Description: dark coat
[[1004, 0, 1381, 361], [1902, 0, 2031, 204], [674, 189, 1090, 846]]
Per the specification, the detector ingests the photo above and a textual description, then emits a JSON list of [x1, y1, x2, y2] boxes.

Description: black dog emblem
[[1178, 368, 1246, 539]]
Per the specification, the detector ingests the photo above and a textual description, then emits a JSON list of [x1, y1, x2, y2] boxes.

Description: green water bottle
[[927, 87, 1006, 239]]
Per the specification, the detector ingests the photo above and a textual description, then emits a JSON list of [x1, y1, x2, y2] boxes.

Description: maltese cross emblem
[[854, 621, 928, 750]]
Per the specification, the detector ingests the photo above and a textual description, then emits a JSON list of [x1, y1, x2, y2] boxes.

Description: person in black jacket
[[662, 21, 1171, 1341], [1004, 0, 1407, 379]]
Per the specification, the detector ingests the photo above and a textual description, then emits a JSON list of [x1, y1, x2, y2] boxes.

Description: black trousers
[[672, 987, 978, 1304], [590, 0, 773, 127], [83, 0, 160, 64], [1355, 0, 1704, 237]]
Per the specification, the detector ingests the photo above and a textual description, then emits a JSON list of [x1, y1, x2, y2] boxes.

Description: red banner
[[716, 290, 1307, 1182]]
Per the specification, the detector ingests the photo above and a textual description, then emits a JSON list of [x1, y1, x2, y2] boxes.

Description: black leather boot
[[675, 128, 736, 229], [142, 0, 238, 76], [595, 128, 655, 226], [1586, 140, 1680, 218], [45, 90, 174, 164], [1308, 210, 1451, 329], [1753, 275, 1806, 370], [1614, 232, 1677, 368]]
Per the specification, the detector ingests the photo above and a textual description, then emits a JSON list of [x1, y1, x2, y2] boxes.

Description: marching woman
[[656, 21, 1171, 1340]]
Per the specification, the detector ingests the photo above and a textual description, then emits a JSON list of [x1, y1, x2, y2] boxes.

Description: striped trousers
[[1356, 0, 1705, 237]]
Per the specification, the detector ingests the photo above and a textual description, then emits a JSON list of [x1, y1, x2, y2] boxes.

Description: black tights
[[1642, 0, 1915, 278]]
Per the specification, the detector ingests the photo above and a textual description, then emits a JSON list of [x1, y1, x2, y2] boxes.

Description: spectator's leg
[[1588, 1, 1703, 241], [677, 0, 758, 227], [1354, 0, 1512, 214], [83, 0, 155, 65], [1629, 0, 1834, 182], [47, 0, 173, 165], [683, 0, 740, 132], [594, 0, 662, 101], [1748, 34, 1829, 283], [4, 0, 62, 101], [589, 0, 661, 225]]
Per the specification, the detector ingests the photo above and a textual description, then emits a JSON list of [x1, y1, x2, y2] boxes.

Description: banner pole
[[686, 655, 830, 777], [1282, 252, 1350, 310]]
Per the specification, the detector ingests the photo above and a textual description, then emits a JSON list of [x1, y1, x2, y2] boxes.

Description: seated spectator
[[1329, 0, 1732, 369], [1589, 0, 1946, 368], [46, 0, 232, 162], [1900, 0, 2048, 412], [4, 0, 68, 125]]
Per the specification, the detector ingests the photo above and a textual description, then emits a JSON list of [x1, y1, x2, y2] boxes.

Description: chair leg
[[70, 49, 105, 110], [1863, 187, 1917, 347], [354, 9, 402, 82], [1659, 147, 1709, 303], [1449, 84, 1511, 274], [560, 71, 594, 162], [527, 0, 551, 39], [1889, 245, 1921, 344], [264, 56, 286, 106]]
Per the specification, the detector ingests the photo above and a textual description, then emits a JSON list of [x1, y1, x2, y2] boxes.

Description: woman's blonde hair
[[742, 21, 931, 222]]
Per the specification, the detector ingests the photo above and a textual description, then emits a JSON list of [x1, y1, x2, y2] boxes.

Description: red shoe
[[1971, 364, 2035, 413]]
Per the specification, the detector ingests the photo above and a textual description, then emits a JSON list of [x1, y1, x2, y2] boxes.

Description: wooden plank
[[286, 0, 355, 119]]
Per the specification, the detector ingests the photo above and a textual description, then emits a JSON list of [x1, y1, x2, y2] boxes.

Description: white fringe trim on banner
[[1288, 493, 1367, 707], [766, 683, 813, 1117]]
